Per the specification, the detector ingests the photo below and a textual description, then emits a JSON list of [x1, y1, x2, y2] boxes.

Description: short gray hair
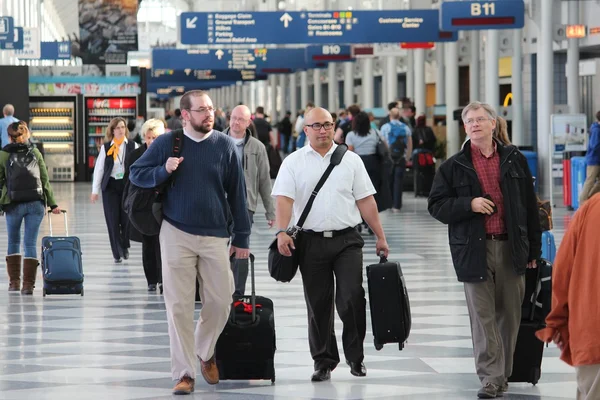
[[461, 101, 497, 123], [141, 118, 166, 137], [3, 104, 14, 116]]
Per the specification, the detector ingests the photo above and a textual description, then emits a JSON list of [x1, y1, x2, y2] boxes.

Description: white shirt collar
[[306, 142, 337, 158], [110, 137, 128, 145], [183, 127, 212, 143]]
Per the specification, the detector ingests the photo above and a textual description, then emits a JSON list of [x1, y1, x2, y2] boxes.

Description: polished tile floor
[[0, 183, 576, 399]]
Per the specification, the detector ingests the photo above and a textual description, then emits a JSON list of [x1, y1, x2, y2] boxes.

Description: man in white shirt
[[272, 107, 390, 382]]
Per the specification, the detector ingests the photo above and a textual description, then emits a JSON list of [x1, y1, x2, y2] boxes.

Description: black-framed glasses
[[305, 122, 334, 131], [186, 107, 215, 114]]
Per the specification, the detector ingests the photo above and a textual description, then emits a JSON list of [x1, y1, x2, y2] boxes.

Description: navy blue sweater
[[129, 131, 251, 248]]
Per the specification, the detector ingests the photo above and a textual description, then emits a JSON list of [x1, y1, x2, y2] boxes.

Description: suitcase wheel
[[531, 367, 541, 385], [374, 340, 383, 351], [43, 288, 47, 297], [81, 288, 84, 297]]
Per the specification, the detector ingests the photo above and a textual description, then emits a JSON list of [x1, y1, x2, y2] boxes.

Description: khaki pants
[[580, 166, 600, 205], [160, 220, 234, 380], [577, 364, 600, 400], [464, 240, 526, 386]]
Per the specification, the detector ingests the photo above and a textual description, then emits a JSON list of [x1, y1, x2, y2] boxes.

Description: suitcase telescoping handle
[[47, 209, 68, 237], [230, 253, 256, 323], [378, 251, 388, 264]]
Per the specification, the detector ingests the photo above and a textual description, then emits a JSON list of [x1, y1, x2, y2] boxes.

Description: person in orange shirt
[[536, 194, 600, 400]]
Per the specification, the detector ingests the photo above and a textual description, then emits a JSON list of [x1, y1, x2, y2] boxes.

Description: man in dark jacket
[[428, 101, 541, 399]]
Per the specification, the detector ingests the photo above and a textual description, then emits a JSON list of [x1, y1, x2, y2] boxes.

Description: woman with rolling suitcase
[[0, 121, 61, 294]]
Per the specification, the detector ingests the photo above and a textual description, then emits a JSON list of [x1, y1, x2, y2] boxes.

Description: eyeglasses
[[187, 107, 215, 115], [305, 122, 334, 131], [464, 117, 490, 126]]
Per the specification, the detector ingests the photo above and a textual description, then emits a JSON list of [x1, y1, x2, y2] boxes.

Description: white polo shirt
[[272, 143, 376, 231]]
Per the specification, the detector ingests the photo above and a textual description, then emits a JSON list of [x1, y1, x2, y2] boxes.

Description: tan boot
[[5, 254, 21, 292], [21, 258, 39, 295]]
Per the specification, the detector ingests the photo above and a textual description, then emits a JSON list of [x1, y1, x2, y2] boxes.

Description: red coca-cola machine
[[84, 97, 137, 181]]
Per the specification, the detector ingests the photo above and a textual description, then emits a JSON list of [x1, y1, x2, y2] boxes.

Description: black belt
[[301, 227, 355, 238], [486, 233, 508, 241]]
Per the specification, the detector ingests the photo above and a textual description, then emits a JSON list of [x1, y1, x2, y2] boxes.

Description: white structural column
[[512, 29, 524, 146], [300, 71, 308, 108], [327, 63, 337, 111], [385, 55, 397, 104], [414, 49, 426, 116], [269, 74, 278, 123], [250, 81, 257, 111], [261, 79, 269, 109], [289, 73, 297, 116], [362, 57, 374, 109], [235, 84, 242, 106], [485, 30, 499, 110], [344, 62, 354, 107], [406, 51, 414, 100], [470, 31, 480, 101], [567, 0, 580, 113], [445, 42, 460, 158], [537, 0, 554, 201], [279, 74, 287, 114], [243, 83, 251, 107], [435, 43, 445, 105], [313, 69, 322, 106]]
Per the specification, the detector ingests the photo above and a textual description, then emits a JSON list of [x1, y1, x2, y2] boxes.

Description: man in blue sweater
[[581, 111, 600, 205], [129, 90, 251, 395]]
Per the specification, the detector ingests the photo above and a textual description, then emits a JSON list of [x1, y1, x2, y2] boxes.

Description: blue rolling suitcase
[[41, 210, 84, 297], [541, 231, 556, 263]]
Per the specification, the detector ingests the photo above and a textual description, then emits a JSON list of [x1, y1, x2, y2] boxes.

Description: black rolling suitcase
[[509, 259, 552, 385], [366, 254, 411, 350], [413, 150, 435, 197], [215, 254, 276, 382]]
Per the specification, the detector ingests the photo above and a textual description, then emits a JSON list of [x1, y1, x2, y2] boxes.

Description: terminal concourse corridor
[[0, 183, 577, 400]]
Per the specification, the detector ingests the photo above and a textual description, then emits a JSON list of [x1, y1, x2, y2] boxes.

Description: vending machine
[[84, 96, 137, 181], [28, 96, 80, 181]]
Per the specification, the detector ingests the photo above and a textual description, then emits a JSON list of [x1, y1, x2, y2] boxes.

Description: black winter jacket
[[428, 140, 541, 283]]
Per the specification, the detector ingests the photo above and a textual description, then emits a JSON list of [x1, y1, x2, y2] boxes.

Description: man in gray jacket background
[[225, 104, 276, 295]]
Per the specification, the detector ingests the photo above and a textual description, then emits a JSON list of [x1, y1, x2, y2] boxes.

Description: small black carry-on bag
[[215, 254, 276, 382], [509, 258, 552, 385], [41, 210, 84, 297], [366, 254, 411, 350]]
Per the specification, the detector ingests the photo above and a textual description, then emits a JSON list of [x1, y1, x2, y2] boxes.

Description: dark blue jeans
[[390, 164, 405, 209], [5, 200, 45, 258]]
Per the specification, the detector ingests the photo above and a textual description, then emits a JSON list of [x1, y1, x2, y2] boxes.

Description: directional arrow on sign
[[280, 13, 293, 28], [215, 49, 224, 60], [186, 16, 197, 29]]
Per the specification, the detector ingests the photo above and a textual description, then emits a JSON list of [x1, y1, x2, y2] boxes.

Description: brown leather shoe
[[200, 355, 219, 385], [172, 376, 194, 395]]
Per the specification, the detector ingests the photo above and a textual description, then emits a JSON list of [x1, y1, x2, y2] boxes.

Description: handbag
[[268, 144, 348, 282], [123, 130, 183, 235], [375, 134, 392, 165]]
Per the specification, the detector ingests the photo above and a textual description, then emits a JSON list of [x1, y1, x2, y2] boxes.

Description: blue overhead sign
[[152, 48, 320, 74], [0, 17, 14, 42], [305, 44, 353, 62], [180, 10, 457, 45], [440, 0, 525, 31], [150, 69, 267, 82], [40, 41, 71, 60], [0, 27, 23, 50]]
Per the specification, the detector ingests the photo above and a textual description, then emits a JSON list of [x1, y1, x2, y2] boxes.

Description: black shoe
[[346, 360, 366, 377], [114, 258, 122, 264], [123, 249, 129, 260], [148, 284, 157, 292], [311, 368, 331, 382]]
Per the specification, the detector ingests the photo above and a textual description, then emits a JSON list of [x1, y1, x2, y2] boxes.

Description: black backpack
[[6, 147, 43, 203], [388, 124, 407, 164], [123, 131, 183, 236]]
